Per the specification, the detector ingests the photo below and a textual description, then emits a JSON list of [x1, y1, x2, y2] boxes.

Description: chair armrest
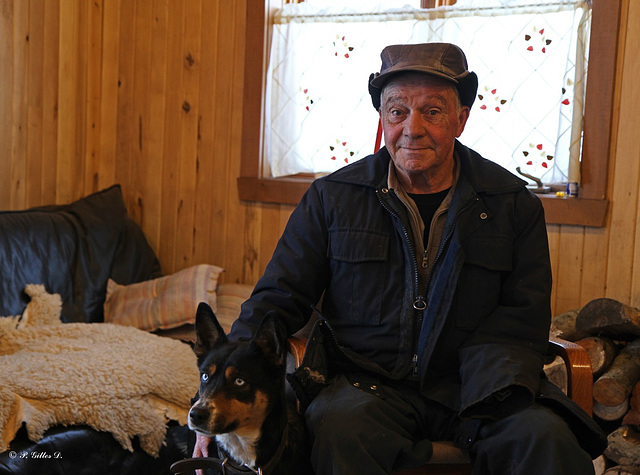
[[548, 336, 593, 416], [287, 336, 308, 367], [287, 336, 594, 416]]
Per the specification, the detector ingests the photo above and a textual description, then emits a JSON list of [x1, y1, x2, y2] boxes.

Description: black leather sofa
[[0, 185, 190, 475]]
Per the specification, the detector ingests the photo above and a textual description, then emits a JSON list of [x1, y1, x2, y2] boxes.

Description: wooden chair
[[287, 336, 593, 475]]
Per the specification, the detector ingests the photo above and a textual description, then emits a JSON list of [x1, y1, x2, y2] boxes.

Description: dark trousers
[[305, 374, 594, 475]]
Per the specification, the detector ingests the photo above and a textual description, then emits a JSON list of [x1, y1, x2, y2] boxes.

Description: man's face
[[380, 73, 470, 192]]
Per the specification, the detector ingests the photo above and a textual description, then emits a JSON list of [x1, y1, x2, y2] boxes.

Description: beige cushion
[[104, 264, 223, 331], [215, 283, 253, 332]]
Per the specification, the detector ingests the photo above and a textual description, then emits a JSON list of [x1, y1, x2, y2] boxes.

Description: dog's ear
[[251, 311, 287, 367], [194, 302, 227, 358]]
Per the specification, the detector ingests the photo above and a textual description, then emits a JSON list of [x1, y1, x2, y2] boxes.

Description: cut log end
[[576, 298, 640, 338], [576, 336, 618, 377], [594, 399, 630, 421], [603, 466, 640, 475], [593, 340, 640, 407], [604, 426, 640, 467]]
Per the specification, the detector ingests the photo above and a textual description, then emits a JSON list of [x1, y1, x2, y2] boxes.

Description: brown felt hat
[[368, 43, 478, 110]]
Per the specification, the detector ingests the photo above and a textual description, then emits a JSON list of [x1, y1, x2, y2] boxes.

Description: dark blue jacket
[[231, 142, 607, 457], [232, 140, 553, 413]]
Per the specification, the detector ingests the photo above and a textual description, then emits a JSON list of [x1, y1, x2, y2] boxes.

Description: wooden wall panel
[[25, 0, 43, 206], [580, 226, 610, 308], [615, 0, 640, 307], [0, 0, 14, 206], [553, 226, 585, 312], [9, 0, 27, 208], [1, 0, 639, 317], [96, 0, 119, 189]]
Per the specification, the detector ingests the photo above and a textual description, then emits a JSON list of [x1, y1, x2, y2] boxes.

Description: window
[[239, 0, 620, 227], [267, 0, 589, 187]]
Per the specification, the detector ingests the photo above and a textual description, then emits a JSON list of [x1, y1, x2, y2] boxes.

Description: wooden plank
[[203, 1, 233, 275], [0, 0, 14, 208], [56, 0, 81, 204], [219, 0, 246, 283], [114, 0, 136, 199], [258, 202, 281, 278], [26, 0, 45, 206], [628, 0, 640, 309], [606, 0, 640, 305], [580, 225, 610, 308], [10, 0, 29, 208], [41, 0, 60, 206], [129, 0, 153, 225], [243, 201, 263, 284], [580, 0, 622, 201], [233, 0, 262, 283], [142, 0, 170, 253], [173, 0, 203, 271], [97, 0, 121, 188], [541, 197, 608, 227], [75, 1, 90, 200], [237, 176, 313, 205], [192, 0, 218, 266], [239, 0, 266, 178], [554, 225, 585, 314], [279, 205, 294, 232], [159, 0, 186, 274], [84, 0, 104, 195]]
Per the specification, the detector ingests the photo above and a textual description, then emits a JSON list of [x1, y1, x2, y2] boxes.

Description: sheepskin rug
[[0, 285, 199, 457]]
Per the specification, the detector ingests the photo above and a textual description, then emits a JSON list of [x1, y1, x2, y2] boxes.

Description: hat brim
[[370, 66, 468, 88], [369, 69, 478, 109]]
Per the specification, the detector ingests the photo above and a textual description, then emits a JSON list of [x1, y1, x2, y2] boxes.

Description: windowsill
[[538, 193, 608, 227], [238, 175, 609, 227]]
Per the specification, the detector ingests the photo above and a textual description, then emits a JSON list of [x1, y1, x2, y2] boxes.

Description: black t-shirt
[[408, 188, 450, 245]]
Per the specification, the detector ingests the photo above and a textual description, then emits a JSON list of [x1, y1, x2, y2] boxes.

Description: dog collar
[[170, 426, 290, 475], [170, 456, 262, 475]]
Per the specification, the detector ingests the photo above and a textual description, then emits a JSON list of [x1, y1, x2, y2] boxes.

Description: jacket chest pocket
[[327, 229, 390, 325], [453, 236, 513, 330]]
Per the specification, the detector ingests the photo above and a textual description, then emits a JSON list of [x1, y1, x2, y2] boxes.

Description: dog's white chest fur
[[216, 429, 261, 468]]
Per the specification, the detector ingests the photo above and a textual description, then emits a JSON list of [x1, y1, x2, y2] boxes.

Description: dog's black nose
[[189, 406, 209, 426]]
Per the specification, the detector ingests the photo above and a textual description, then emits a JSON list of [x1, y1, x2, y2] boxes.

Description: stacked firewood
[[550, 298, 640, 475]]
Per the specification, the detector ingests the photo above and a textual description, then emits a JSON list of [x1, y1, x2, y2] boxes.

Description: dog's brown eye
[[201, 373, 209, 383], [234, 378, 245, 387]]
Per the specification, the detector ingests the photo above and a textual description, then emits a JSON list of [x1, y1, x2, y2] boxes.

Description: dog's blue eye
[[201, 373, 209, 383], [234, 378, 245, 387]]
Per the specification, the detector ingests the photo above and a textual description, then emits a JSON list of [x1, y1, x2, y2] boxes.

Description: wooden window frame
[[238, 0, 619, 227]]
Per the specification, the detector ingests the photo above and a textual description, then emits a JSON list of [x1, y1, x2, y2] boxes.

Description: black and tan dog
[[181, 302, 311, 475]]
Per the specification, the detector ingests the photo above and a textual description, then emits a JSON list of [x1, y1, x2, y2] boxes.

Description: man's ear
[[456, 106, 471, 138], [194, 302, 227, 359]]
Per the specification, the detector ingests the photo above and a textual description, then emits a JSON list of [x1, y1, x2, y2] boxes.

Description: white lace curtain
[[265, 0, 591, 188]]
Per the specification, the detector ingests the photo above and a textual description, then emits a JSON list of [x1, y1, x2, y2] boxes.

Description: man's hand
[[193, 433, 212, 475]]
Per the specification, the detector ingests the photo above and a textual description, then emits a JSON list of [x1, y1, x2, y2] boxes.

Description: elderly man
[[196, 43, 606, 474]]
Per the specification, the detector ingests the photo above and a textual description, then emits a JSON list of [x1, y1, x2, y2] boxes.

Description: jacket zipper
[[376, 189, 421, 307], [376, 189, 424, 377], [377, 188, 479, 378], [409, 197, 480, 376]]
